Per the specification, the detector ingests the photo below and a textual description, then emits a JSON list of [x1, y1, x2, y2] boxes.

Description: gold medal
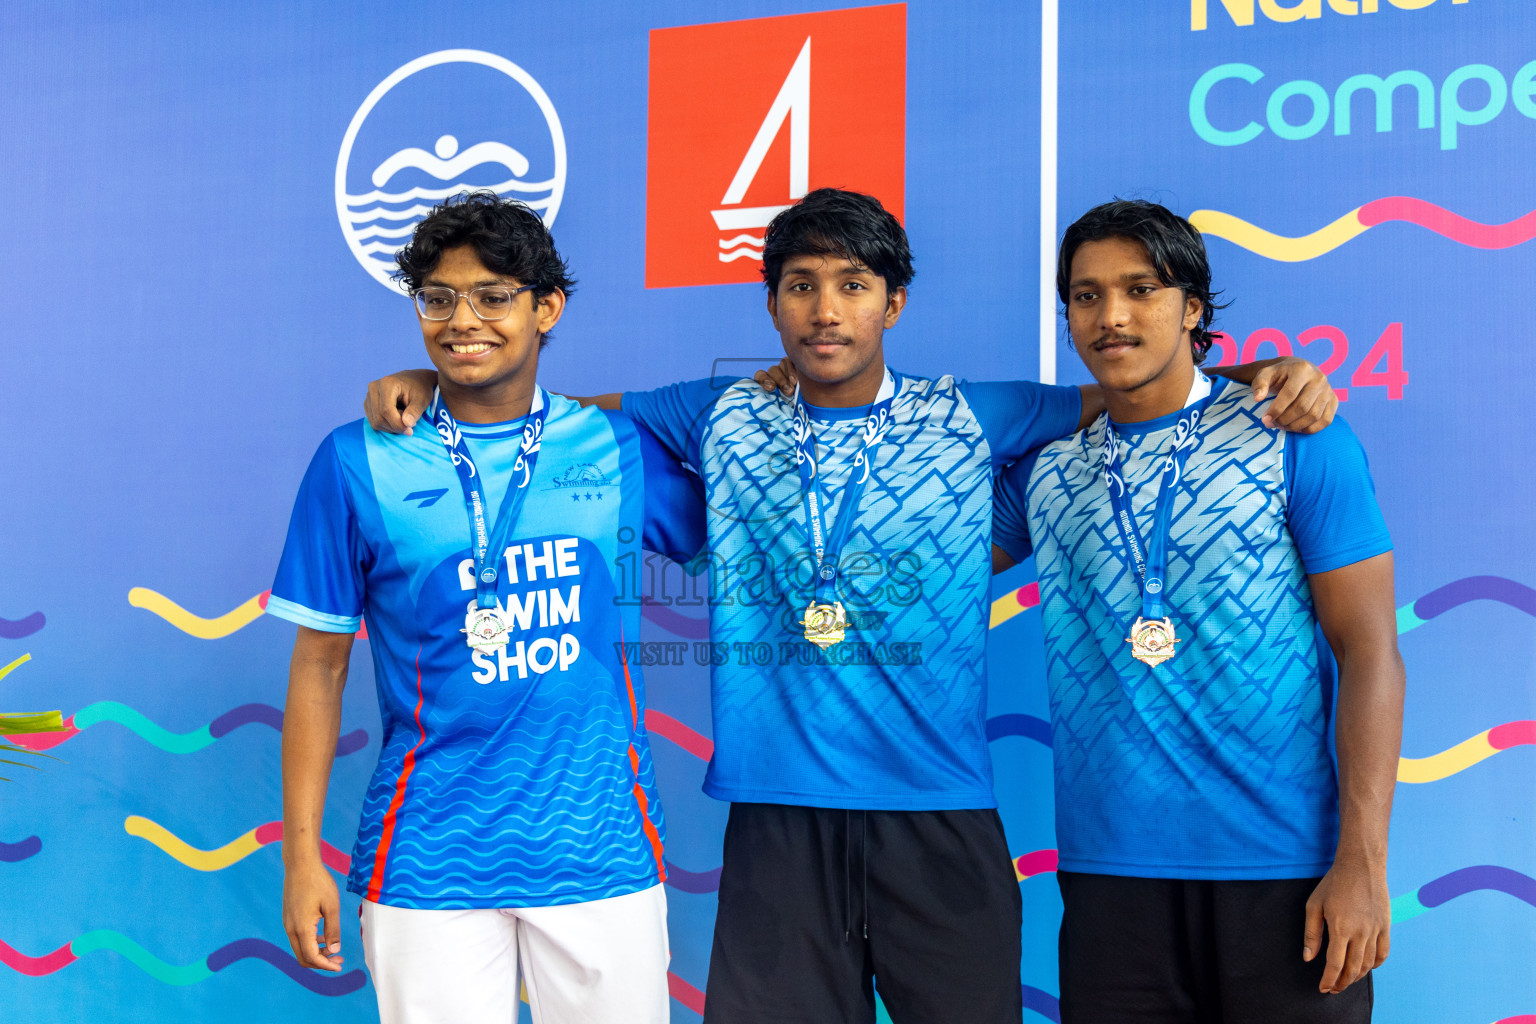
[[800, 600, 847, 649], [1126, 616, 1180, 667]]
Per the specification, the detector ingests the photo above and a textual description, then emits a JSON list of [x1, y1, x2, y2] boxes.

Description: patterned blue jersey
[[993, 378, 1392, 879], [269, 396, 704, 909], [624, 372, 1081, 810]]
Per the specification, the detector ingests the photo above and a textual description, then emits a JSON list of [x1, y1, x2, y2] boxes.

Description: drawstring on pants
[[843, 810, 869, 943], [844, 810, 851, 942], [861, 811, 869, 940]]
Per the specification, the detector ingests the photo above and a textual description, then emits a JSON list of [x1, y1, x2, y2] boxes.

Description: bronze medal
[[1126, 615, 1180, 667]]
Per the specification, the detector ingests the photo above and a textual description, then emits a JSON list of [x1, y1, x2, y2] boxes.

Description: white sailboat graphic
[[712, 38, 810, 263]]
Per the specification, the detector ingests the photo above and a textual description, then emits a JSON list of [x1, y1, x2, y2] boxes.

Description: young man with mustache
[[363, 188, 1336, 1023], [993, 200, 1402, 1024]]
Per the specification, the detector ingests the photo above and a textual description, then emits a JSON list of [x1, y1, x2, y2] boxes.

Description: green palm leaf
[[0, 712, 66, 781], [0, 711, 65, 734]]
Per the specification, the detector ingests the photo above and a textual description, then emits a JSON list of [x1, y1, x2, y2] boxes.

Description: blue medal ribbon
[[429, 386, 547, 611], [792, 369, 897, 604], [1093, 375, 1214, 622]]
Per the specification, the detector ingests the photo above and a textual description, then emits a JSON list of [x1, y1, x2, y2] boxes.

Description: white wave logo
[[335, 49, 567, 290]]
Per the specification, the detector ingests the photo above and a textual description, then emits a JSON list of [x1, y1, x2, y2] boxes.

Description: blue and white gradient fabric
[[624, 372, 1081, 810], [269, 395, 704, 909], [993, 377, 1392, 879]]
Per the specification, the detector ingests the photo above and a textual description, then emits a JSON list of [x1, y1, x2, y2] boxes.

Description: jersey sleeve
[[991, 449, 1042, 564], [268, 433, 369, 633], [958, 380, 1082, 470], [604, 410, 708, 565], [1284, 416, 1393, 575], [619, 378, 729, 472]]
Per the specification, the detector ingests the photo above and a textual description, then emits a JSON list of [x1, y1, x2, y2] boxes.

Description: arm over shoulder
[[605, 410, 708, 565], [958, 380, 1083, 470], [619, 377, 732, 471]]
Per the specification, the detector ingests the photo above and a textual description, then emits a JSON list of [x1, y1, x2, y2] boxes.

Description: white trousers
[[360, 884, 670, 1024]]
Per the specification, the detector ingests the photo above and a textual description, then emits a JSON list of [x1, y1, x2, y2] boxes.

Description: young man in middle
[[364, 187, 1336, 1023]]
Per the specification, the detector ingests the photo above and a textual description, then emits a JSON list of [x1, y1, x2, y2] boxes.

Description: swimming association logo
[[645, 5, 906, 289], [335, 50, 567, 291]]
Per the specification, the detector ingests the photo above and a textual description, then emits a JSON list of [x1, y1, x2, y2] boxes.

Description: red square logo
[[645, 4, 906, 289]]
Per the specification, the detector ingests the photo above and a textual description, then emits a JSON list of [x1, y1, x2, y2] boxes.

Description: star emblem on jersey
[[801, 600, 847, 649], [1127, 616, 1180, 667]]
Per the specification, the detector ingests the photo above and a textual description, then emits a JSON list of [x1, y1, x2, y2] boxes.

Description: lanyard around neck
[[429, 386, 548, 610], [791, 369, 897, 604], [1094, 374, 1214, 620]]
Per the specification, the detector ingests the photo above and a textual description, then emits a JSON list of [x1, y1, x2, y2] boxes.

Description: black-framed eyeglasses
[[411, 284, 535, 321]]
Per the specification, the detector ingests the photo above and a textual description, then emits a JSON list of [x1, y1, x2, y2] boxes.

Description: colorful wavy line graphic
[[669, 971, 706, 1015], [646, 709, 714, 761], [1397, 575, 1536, 635], [990, 582, 1041, 629], [0, 836, 41, 863], [1022, 985, 1062, 1024], [126, 816, 352, 875], [1191, 199, 1536, 262], [129, 587, 268, 640], [0, 930, 365, 995], [1399, 721, 1534, 783], [1014, 848, 1060, 883], [0, 653, 32, 682], [129, 812, 731, 904], [1392, 865, 1536, 922], [5, 702, 367, 757], [129, 588, 370, 640], [0, 612, 45, 640]]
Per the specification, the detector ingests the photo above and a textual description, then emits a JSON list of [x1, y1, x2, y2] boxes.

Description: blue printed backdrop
[[0, 1, 1529, 1021]]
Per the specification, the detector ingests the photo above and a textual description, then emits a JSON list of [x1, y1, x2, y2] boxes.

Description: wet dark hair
[[394, 190, 575, 346], [1057, 199, 1228, 363], [761, 188, 914, 295]]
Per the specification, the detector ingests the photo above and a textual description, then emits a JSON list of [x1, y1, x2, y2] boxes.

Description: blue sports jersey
[[993, 377, 1392, 879], [269, 395, 704, 909], [623, 372, 1081, 810]]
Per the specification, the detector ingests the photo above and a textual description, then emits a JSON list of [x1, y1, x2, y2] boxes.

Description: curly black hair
[[761, 188, 914, 295], [1057, 199, 1229, 364], [394, 191, 575, 346]]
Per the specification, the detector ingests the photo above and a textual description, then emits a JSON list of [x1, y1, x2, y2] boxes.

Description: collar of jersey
[[1107, 376, 1229, 436], [801, 399, 871, 421], [799, 369, 902, 421], [453, 413, 529, 440]]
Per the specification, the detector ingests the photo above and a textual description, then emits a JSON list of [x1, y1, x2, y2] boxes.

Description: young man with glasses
[[993, 200, 1401, 1024], [269, 192, 701, 1024], [363, 188, 1337, 1023]]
